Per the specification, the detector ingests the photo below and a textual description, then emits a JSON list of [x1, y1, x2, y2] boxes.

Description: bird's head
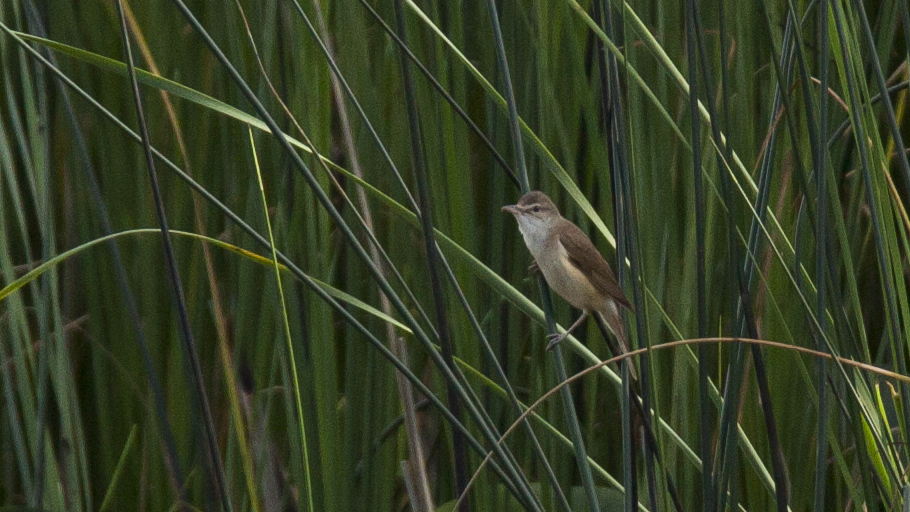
[[502, 191, 561, 236]]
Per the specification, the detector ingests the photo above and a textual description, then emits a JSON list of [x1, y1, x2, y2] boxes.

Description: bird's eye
[[532, 206, 541, 213]]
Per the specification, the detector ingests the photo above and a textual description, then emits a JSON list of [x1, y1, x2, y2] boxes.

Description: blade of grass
[[98, 425, 139, 512], [682, 1, 716, 510], [110, 4, 258, 507], [0, 228, 408, 335], [391, 2, 467, 508], [814, 2, 832, 510], [113, 2, 231, 509], [249, 129, 313, 512], [302, 2, 435, 506]]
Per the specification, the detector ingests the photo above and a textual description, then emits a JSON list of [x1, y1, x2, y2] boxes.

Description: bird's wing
[[558, 222, 632, 310]]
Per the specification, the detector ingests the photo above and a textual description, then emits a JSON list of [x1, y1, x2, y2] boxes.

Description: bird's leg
[[546, 310, 590, 350], [527, 259, 539, 274]]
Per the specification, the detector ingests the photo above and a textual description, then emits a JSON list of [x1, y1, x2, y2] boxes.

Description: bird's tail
[[593, 308, 637, 380]]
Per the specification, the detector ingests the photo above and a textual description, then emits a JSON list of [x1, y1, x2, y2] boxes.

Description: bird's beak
[[501, 204, 520, 215]]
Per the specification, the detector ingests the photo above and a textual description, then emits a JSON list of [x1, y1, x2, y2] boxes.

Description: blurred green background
[[2, 0, 910, 510]]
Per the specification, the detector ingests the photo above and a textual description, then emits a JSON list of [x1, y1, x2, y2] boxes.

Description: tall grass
[[2, 0, 910, 510]]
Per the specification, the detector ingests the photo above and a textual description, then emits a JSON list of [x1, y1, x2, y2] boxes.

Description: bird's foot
[[527, 260, 540, 274], [546, 332, 567, 351]]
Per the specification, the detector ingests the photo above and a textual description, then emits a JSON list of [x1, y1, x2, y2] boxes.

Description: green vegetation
[[2, 0, 910, 510]]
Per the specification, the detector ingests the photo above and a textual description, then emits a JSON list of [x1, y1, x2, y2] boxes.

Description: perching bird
[[502, 191, 632, 358]]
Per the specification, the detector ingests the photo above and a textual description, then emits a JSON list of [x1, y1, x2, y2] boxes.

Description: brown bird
[[502, 191, 633, 357]]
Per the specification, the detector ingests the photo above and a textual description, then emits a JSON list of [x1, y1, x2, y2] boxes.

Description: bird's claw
[[546, 332, 566, 351], [527, 260, 540, 274]]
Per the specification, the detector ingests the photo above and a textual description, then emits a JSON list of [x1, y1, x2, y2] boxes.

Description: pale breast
[[536, 237, 603, 311]]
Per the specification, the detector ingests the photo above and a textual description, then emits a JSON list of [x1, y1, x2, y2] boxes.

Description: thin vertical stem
[[114, 1, 231, 510], [250, 129, 313, 512], [682, 0, 712, 509], [483, 0, 600, 510], [813, 1, 831, 510], [392, 2, 467, 508]]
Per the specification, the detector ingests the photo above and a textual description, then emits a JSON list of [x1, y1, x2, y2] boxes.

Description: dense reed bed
[[2, 0, 910, 510]]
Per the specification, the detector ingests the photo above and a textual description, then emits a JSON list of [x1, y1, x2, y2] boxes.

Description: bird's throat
[[517, 219, 552, 259]]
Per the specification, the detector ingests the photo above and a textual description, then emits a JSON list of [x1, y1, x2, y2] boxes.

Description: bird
[[502, 190, 633, 358]]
